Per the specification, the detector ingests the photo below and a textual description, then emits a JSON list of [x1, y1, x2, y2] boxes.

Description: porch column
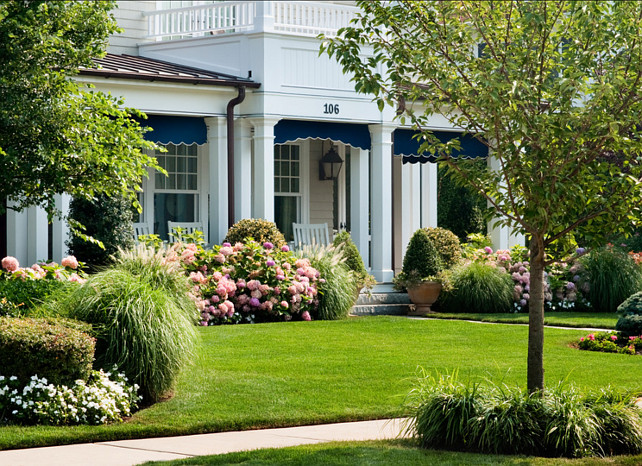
[[234, 118, 253, 222], [420, 162, 438, 228], [251, 117, 279, 221], [6, 203, 27, 265], [369, 124, 395, 282], [51, 194, 71, 262], [399, 159, 421, 264], [487, 155, 524, 250], [205, 117, 228, 244], [350, 147, 370, 269]]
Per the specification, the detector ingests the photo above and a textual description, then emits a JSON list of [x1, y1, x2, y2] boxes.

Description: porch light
[[319, 141, 343, 181]]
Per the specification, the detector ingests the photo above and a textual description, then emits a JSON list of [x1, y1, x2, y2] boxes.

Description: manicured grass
[[1, 317, 641, 450], [424, 312, 619, 329], [142, 439, 642, 465]]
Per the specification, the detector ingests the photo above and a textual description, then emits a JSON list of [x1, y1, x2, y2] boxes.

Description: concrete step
[[351, 303, 411, 316], [351, 283, 411, 316]]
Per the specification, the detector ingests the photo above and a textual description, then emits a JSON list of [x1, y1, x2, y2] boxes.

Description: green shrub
[[0, 279, 74, 315], [439, 262, 513, 313], [616, 314, 642, 338], [51, 268, 197, 403], [423, 227, 462, 270], [406, 372, 642, 458], [332, 231, 372, 289], [224, 218, 287, 249], [581, 247, 642, 313], [67, 193, 135, 270], [302, 244, 358, 320], [0, 317, 94, 387], [437, 166, 487, 241]]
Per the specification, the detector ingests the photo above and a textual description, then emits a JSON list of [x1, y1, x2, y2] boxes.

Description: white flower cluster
[[0, 369, 140, 426]]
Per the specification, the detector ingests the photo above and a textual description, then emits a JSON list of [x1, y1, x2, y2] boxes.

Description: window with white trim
[[274, 144, 301, 242]]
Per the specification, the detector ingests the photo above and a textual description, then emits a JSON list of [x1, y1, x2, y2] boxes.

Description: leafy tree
[[322, 1, 642, 392], [0, 0, 160, 233]]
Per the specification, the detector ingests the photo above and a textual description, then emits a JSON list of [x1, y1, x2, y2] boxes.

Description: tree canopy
[[322, 0, 642, 392], [0, 0, 160, 219]]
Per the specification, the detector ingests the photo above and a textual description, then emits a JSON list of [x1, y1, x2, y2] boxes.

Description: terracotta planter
[[407, 281, 442, 315]]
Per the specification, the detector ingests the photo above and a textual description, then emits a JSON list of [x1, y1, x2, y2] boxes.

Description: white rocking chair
[[292, 223, 331, 248]]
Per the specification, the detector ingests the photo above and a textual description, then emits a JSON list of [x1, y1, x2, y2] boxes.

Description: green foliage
[[0, 0, 160, 219], [0, 279, 72, 314], [67, 194, 135, 270], [617, 291, 642, 315], [423, 227, 462, 270], [581, 247, 642, 313], [51, 268, 197, 403], [223, 218, 287, 249], [616, 315, 642, 339], [404, 229, 442, 278], [438, 263, 513, 314], [332, 230, 373, 289], [578, 331, 637, 355], [405, 371, 642, 458], [0, 317, 94, 387], [302, 244, 358, 320], [437, 166, 487, 241]]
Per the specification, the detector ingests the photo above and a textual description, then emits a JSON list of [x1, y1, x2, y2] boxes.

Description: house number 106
[[323, 103, 340, 114]]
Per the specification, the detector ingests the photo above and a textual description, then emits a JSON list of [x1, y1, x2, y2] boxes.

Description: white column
[[369, 124, 395, 282], [6, 203, 28, 265], [421, 162, 438, 228], [27, 205, 48, 265], [487, 155, 524, 250], [254, 1, 275, 33], [350, 147, 370, 269], [205, 117, 228, 245], [51, 194, 71, 262], [251, 117, 279, 221], [234, 118, 253, 222], [400, 159, 421, 262]]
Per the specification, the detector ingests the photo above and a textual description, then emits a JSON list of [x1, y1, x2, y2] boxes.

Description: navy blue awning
[[139, 115, 207, 145], [394, 129, 488, 163], [274, 120, 371, 150]]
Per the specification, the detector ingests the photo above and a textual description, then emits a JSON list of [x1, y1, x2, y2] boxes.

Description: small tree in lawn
[[322, 1, 642, 392]]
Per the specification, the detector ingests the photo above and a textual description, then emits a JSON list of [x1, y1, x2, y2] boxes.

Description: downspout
[[226, 86, 246, 228]]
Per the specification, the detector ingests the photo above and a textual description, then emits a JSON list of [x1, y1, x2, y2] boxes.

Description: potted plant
[[393, 228, 447, 315]]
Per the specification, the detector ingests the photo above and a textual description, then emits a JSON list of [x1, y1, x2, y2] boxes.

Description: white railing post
[[255, 1, 274, 33]]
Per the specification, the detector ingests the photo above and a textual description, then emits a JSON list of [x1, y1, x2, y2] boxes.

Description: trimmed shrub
[[67, 193, 135, 270], [403, 229, 442, 278], [581, 247, 642, 313], [51, 268, 197, 403], [0, 279, 73, 315], [406, 372, 642, 458], [332, 231, 372, 290], [302, 244, 358, 320], [0, 317, 94, 387], [423, 227, 462, 270], [437, 166, 487, 241], [224, 218, 287, 249], [439, 262, 513, 313], [616, 291, 642, 336]]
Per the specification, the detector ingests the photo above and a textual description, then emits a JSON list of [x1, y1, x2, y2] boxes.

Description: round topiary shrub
[[223, 218, 287, 249], [616, 291, 642, 337], [423, 227, 462, 270], [403, 229, 442, 279], [581, 247, 642, 313], [67, 193, 135, 270], [439, 262, 513, 313]]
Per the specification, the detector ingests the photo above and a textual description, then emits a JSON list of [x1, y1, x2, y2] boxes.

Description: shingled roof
[[79, 53, 260, 88]]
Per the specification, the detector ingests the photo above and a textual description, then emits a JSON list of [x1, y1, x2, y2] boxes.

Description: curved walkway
[[0, 418, 407, 466]]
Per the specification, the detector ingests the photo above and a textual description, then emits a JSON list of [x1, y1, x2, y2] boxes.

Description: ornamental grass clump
[[300, 243, 358, 320], [405, 371, 642, 458], [332, 230, 375, 292], [581, 247, 642, 313], [438, 262, 514, 313], [51, 267, 197, 403]]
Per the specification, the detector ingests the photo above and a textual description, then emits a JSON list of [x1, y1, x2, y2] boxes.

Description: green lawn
[[424, 312, 619, 329], [143, 440, 642, 466], [1, 317, 640, 451]]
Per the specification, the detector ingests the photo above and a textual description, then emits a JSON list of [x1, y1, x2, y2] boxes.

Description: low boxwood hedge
[[0, 317, 95, 386]]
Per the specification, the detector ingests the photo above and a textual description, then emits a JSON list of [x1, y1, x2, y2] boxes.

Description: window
[[274, 144, 301, 242], [153, 143, 200, 240]]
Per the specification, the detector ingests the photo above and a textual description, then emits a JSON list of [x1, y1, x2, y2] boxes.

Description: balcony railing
[[144, 1, 360, 41]]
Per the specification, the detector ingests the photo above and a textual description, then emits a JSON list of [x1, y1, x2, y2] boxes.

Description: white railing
[[145, 1, 359, 41]]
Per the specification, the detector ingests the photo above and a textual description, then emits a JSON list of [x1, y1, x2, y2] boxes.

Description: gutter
[[226, 86, 246, 228]]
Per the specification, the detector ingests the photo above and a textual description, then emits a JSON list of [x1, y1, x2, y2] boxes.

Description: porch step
[[351, 284, 411, 316]]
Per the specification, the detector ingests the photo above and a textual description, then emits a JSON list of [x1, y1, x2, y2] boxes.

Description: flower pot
[[407, 281, 442, 315]]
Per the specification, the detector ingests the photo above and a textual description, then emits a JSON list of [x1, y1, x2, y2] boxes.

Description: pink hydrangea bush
[[0, 255, 86, 283], [171, 240, 320, 325]]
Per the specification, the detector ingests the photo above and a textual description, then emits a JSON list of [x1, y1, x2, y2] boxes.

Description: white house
[[4, 0, 521, 281]]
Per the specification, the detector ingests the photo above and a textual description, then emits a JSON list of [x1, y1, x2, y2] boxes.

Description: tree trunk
[[527, 235, 546, 394]]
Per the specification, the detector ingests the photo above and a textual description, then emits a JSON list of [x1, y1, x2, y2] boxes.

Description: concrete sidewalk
[[0, 418, 407, 466]]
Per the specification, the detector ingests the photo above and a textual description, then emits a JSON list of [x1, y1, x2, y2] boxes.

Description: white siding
[[308, 140, 334, 227], [108, 1, 156, 55]]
